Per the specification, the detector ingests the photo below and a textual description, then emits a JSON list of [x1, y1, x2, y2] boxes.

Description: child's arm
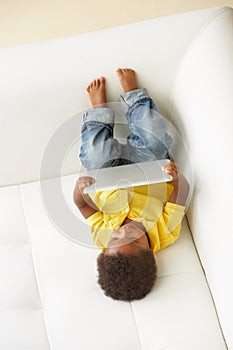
[[73, 176, 99, 218], [162, 162, 190, 206]]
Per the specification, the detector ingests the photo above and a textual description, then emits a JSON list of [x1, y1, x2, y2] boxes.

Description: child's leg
[[117, 69, 172, 163], [79, 108, 122, 170], [79, 77, 121, 170], [122, 88, 172, 160]]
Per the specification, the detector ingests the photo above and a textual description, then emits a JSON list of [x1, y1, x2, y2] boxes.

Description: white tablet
[[79, 159, 172, 194]]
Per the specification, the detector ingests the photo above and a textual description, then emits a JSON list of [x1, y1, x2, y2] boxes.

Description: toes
[[124, 68, 134, 73], [116, 68, 123, 76], [117, 68, 135, 76], [87, 79, 97, 90], [99, 76, 105, 84], [86, 80, 94, 92], [96, 78, 101, 88], [96, 77, 105, 88], [86, 84, 91, 92], [86, 77, 105, 93]]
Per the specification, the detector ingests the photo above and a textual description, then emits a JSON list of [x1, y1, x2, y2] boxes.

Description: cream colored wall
[[1, 0, 233, 47]]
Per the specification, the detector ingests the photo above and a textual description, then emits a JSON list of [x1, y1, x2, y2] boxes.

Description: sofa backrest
[[170, 7, 233, 349], [0, 6, 222, 186]]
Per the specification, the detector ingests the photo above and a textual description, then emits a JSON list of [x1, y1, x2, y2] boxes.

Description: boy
[[73, 68, 189, 301]]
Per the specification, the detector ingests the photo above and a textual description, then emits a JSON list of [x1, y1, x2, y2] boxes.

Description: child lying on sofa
[[73, 68, 189, 301]]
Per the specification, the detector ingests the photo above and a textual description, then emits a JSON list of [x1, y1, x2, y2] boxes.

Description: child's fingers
[[162, 162, 179, 172], [77, 176, 95, 181], [75, 177, 95, 191], [168, 169, 178, 179], [162, 162, 179, 179], [76, 176, 95, 185]]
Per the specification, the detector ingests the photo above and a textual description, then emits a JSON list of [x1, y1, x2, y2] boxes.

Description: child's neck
[[122, 217, 146, 233]]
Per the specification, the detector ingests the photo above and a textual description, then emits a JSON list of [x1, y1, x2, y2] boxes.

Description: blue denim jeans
[[79, 88, 172, 170]]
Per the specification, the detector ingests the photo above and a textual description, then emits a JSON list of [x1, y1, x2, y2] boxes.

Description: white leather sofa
[[0, 6, 233, 350]]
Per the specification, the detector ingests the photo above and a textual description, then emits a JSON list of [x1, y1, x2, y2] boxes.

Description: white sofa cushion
[[0, 179, 226, 350], [19, 175, 226, 350], [0, 186, 50, 350]]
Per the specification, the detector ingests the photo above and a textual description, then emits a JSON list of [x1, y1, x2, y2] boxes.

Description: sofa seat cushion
[[0, 175, 225, 349]]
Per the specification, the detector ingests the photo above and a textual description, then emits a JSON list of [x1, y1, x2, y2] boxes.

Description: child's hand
[[162, 162, 190, 206], [162, 162, 180, 182], [74, 176, 95, 195], [73, 176, 98, 214], [73, 176, 95, 208]]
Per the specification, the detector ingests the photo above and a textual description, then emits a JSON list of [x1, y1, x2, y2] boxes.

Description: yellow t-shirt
[[86, 182, 185, 251]]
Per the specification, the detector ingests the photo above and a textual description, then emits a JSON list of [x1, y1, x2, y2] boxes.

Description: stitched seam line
[[130, 302, 143, 350], [19, 184, 52, 350]]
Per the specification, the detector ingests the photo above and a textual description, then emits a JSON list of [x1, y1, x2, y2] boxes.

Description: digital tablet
[[79, 159, 172, 194]]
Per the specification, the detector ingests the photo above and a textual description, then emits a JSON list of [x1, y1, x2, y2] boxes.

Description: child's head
[[97, 222, 157, 301]]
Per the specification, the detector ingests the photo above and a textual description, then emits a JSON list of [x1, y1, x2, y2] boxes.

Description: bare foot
[[116, 68, 138, 93], [86, 77, 106, 108]]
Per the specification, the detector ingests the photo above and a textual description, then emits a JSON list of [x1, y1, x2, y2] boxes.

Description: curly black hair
[[97, 249, 157, 301]]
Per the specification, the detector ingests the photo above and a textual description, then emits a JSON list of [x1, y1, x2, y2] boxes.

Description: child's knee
[[80, 156, 118, 170], [80, 147, 120, 170]]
